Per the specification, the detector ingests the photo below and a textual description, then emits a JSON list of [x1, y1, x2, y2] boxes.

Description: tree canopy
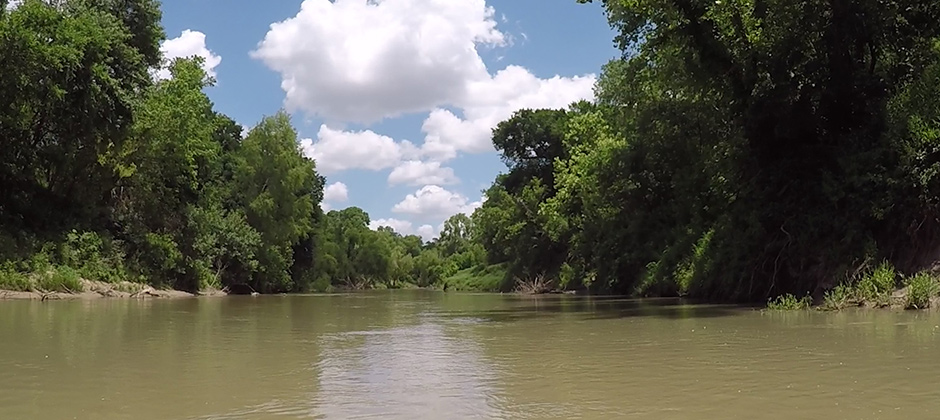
[[3, 0, 940, 303], [466, 0, 940, 300]]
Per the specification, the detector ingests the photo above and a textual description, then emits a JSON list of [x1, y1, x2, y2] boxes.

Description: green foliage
[[35, 265, 82, 293], [229, 111, 323, 292], [0, 259, 83, 293], [441, 264, 509, 292], [904, 272, 940, 309], [411, 248, 457, 288], [460, 0, 940, 302], [0, 2, 329, 294], [309, 274, 333, 293], [188, 206, 261, 288], [0, 0, 164, 232], [5, 0, 940, 303], [59, 230, 127, 284], [821, 284, 855, 311], [302, 208, 487, 291], [857, 261, 897, 305], [766, 294, 813, 311], [0, 263, 30, 291]]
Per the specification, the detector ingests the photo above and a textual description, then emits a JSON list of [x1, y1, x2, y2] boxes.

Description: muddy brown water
[[1, 290, 940, 419]]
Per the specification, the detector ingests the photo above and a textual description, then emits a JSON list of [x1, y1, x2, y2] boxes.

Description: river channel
[[2, 290, 939, 419]]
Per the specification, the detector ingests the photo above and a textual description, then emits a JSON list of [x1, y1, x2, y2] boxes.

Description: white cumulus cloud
[[252, 0, 505, 124], [156, 30, 222, 80], [388, 160, 458, 186], [421, 65, 596, 160], [392, 185, 482, 221], [258, 0, 597, 231], [416, 224, 438, 241], [369, 218, 413, 233], [323, 182, 349, 202], [299, 125, 419, 174], [368, 218, 439, 242]]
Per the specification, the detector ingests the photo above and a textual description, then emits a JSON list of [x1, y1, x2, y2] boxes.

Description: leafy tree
[[0, 0, 164, 233], [233, 111, 323, 292], [438, 213, 474, 257]]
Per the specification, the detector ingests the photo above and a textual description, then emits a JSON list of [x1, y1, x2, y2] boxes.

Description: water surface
[[2, 290, 939, 419]]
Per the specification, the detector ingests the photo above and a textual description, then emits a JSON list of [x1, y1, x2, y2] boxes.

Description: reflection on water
[[313, 322, 500, 419], [2, 291, 940, 420]]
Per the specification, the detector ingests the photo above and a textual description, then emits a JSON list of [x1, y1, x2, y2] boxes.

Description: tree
[[233, 111, 324, 292], [438, 213, 474, 257], [555, 0, 940, 299], [0, 0, 164, 233], [492, 108, 569, 194]]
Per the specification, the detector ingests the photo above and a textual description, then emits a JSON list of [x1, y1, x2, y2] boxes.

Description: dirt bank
[[0, 279, 225, 301]]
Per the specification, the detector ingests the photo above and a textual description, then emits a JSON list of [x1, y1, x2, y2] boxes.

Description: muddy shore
[[0, 279, 226, 300]]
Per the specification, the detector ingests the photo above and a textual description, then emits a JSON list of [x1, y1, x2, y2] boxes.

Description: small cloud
[[388, 160, 459, 186], [299, 125, 419, 174], [323, 182, 349, 202], [156, 30, 222, 80], [392, 185, 482, 221]]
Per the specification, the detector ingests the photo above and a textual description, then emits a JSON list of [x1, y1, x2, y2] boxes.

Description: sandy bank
[[0, 279, 227, 301]]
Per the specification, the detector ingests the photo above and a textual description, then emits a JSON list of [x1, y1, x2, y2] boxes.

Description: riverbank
[[0, 279, 219, 300], [764, 264, 940, 311]]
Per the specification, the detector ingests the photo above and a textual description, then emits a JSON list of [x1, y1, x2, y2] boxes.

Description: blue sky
[[157, 0, 618, 240]]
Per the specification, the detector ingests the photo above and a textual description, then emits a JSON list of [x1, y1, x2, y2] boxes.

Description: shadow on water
[[438, 294, 755, 323]]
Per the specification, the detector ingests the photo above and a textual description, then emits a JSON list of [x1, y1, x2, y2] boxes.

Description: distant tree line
[[0, 0, 484, 293]]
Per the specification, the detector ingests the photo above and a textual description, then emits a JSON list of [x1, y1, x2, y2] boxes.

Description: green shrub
[[442, 263, 508, 292], [25, 246, 54, 273], [310, 274, 333, 293], [905, 271, 939, 309], [0, 263, 30, 291], [857, 261, 896, 303], [36, 266, 83, 293], [192, 260, 220, 291], [59, 230, 127, 283], [558, 262, 577, 289], [767, 293, 813, 310], [821, 284, 854, 311]]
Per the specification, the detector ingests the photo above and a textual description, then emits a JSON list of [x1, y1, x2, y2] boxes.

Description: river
[[1, 290, 939, 419]]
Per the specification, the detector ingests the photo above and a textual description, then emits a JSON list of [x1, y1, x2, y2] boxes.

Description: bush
[[821, 284, 855, 311], [766, 293, 813, 310], [904, 271, 939, 309], [310, 274, 332, 293], [36, 266, 83, 293], [857, 261, 896, 304], [441, 263, 508, 292], [59, 230, 127, 284], [0, 263, 30, 291]]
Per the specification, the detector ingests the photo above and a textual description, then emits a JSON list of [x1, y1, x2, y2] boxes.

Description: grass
[[0, 265, 30, 291], [789, 261, 902, 311], [0, 264, 83, 293], [904, 271, 940, 309], [821, 284, 854, 311], [441, 263, 508, 292], [35, 266, 83, 293], [770, 261, 940, 311], [856, 261, 896, 306], [766, 293, 813, 310]]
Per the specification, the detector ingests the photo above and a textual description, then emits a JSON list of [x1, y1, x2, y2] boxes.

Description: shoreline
[[3, 281, 938, 312], [0, 279, 226, 301]]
